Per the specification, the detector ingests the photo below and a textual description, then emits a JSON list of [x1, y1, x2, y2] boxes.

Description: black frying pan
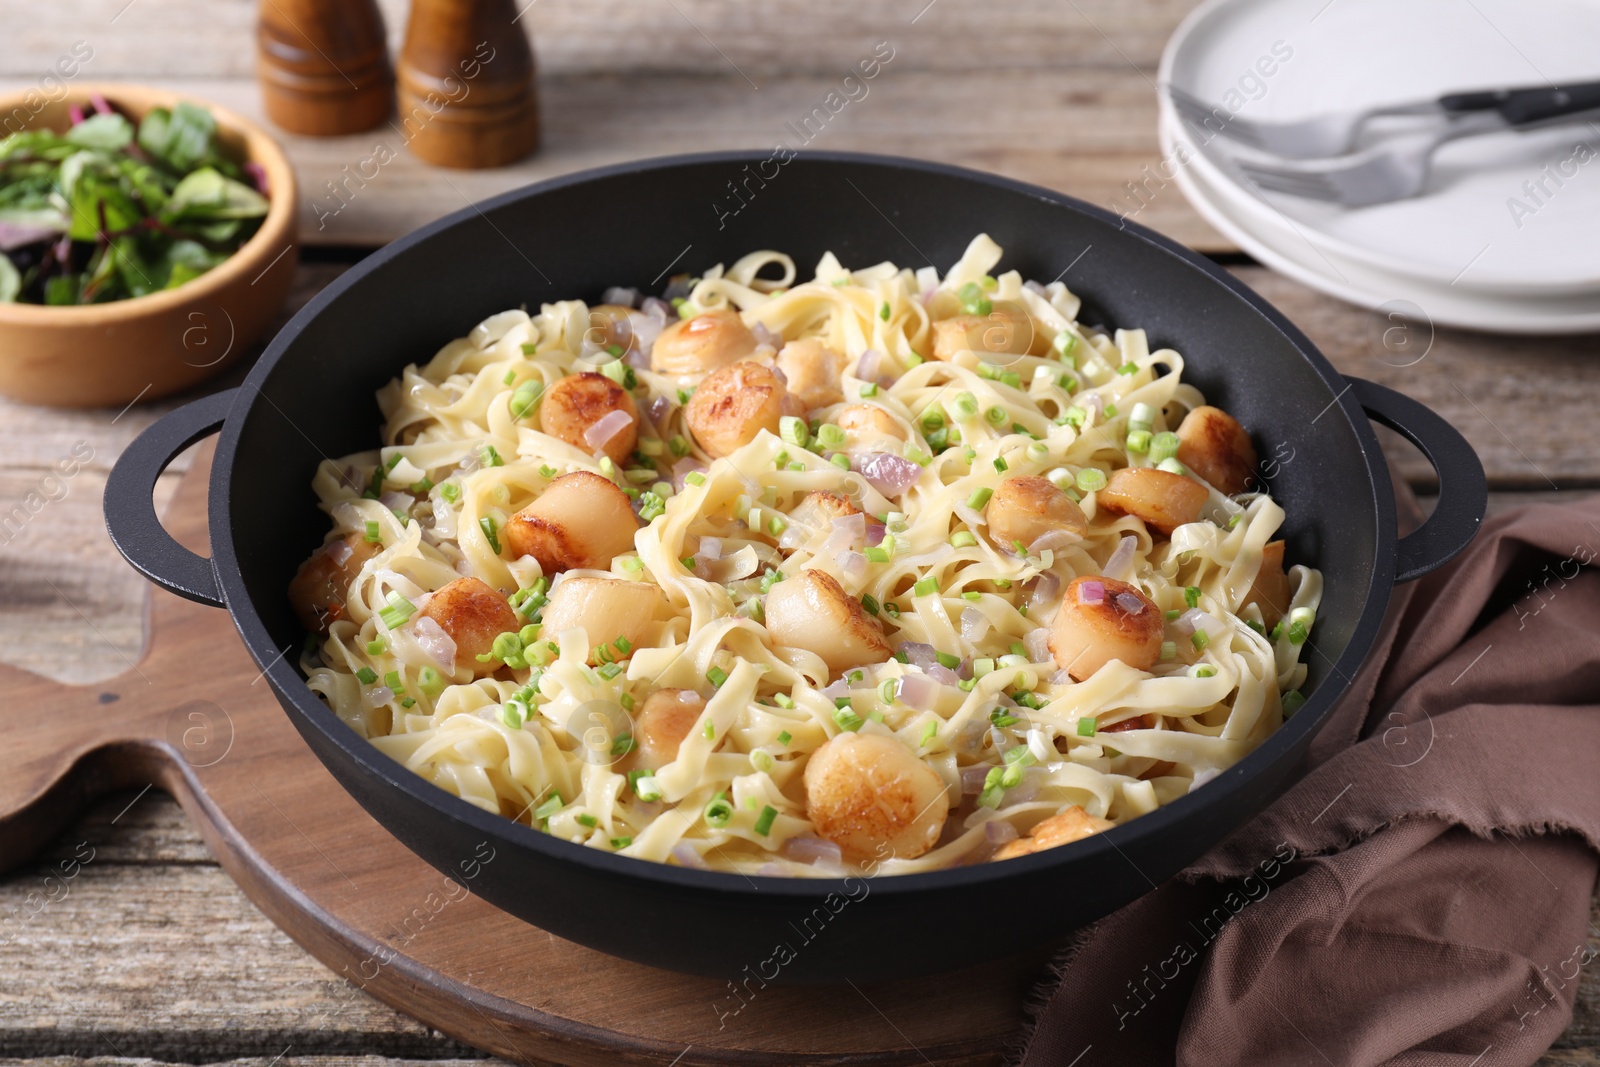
[[105, 153, 1485, 984]]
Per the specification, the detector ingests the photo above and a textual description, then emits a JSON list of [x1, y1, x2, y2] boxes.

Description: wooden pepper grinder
[[257, 0, 393, 136], [396, 0, 540, 168]]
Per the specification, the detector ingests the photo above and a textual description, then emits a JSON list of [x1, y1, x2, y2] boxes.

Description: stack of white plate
[[1158, 0, 1600, 334]]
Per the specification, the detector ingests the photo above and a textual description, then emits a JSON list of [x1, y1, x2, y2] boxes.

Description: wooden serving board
[[0, 441, 1038, 1066]]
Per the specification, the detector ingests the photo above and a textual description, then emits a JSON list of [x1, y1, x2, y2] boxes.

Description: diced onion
[[409, 615, 458, 670], [1114, 592, 1147, 616], [672, 457, 707, 491], [961, 765, 990, 794], [984, 819, 1020, 844], [1023, 628, 1052, 663], [584, 409, 633, 452], [856, 452, 922, 497], [960, 606, 990, 643], [670, 843, 711, 869], [954, 501, 987, 529], [782, 835, 844, 866], [897, 673, 940, 710], [928, 665, 961, 686], [646, 394, 673, 424], [856, 348, 884, 380], [1026, 572, 1060, 612], [698, 536, 724, 560], [363, 685, 394, 707], [641, 297, 672, 323], [902, 542, 955, 568], [326, 539, 353, 567], [1028, 529, 1081, 556], [899, 643, 938, 671], [825, 513, 866, 556], [837, 550, 867, 583], [601, 286, 640, 308], [820, 679, 851, 699], [1078, 580, 1106, 605], [1176, 608, 1221, 638], [1103, 534, 1137, 580]]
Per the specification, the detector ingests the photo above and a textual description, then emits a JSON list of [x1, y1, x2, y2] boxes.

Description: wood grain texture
[[0, 0, 1197, 78], [0, 69, 1221, 252]]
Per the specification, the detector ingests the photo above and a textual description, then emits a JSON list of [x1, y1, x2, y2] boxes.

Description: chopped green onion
[[759, 568, 785, 594], [1158, 458, 1189, 476], [378, 591, 415, 629], [1282, 690, 1306, 716], [1062, 405, 1087, 429], [510, 380, 544, 419], [883, 602, 901, 619], [684, 472, 706, 487], [480, 444, 504, 468], [860, 382, 879, 398], [993, 456, 1009, 473], [1126, 430, 1152, 454], [703, 792, 734, 827], [365, 636, 387, 656], [418, 666, 443, 696], [610, 836, 633, 849], [833, 706, 863, 731], [1160, 640, 1177, 662], [669, 435, 691, 458], [1270, 620, 1285, 642], [597, 662, 623, 680], [861, 593, 880, 616], [1185, 586, 1201, 609], [957, 281, 992, 316], [1288, 621, 1309, 645], [830, 453, 852, 470], [751, 749, 775, 774], [976, 767, 1006, 808], [879, 301, 891, 321], [480, 516, 502, 554], [965, 487, 994, 511], [1165, 609, 1181, 622], [364, 520, 382, 544], [1148, 431, 1180, 464], [779, 416, 810, 447], [950, 530, 978, 549], [439, 481, 461, 504], [754, 805, 779, 836], [985, 405, 1007, 426], [879, 678, 898, 705], [705, 665, 730, 689], [990, 707, 1020, 728], [1118, 361, 1138, 375], [1104, 404, 1119, 417], [777, 729, 793, 745], [935, 651, 961, 670], [521, 342, 539, 355], [864, 546, 890, 563], [356, 667, 378, 685], [913, 576, 940, 598], [1076, 717, 1097, 737], [1191, 629, 1210, 651], [576, 813, 597, 827], [533, 793, 563, 821], [816, 423, 845, 449], [1192, 665, 1217, 678], [773, 693, 796, 710], [1075, 468, 1107, 493], [905, 352, 925, 367]]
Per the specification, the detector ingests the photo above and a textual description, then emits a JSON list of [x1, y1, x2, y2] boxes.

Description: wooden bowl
[[0, 84, 298, 408]]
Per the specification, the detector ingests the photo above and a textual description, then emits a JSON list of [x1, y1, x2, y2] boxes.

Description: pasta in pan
[[292, 234, 1321, 877]]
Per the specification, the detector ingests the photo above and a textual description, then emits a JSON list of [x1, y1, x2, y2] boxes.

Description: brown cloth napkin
[[1018, 495, 1600, 1067]]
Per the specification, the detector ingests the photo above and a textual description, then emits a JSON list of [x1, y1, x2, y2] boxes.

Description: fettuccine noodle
[[292, 235, 1321, 877]]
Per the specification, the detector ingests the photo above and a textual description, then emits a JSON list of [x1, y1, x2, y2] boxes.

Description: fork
[[1167, 79, 1600, 161], [1234, 106, 1600, 207]]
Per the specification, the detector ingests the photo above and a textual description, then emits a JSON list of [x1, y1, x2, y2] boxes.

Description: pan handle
[[103, 389, 235, 609], [1347, 377, 1487, 584]]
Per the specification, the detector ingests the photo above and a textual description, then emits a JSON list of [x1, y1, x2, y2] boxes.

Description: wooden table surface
[[2, 2, 1597, 1064]]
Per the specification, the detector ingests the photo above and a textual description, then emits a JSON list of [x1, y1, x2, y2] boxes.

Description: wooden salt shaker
[[396, 0, 540, 168], [257, 0, 392, 136]]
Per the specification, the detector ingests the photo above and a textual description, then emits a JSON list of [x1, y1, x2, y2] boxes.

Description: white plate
[[1161, 116, 1600, 334], [1159, 0, 1600, 297]]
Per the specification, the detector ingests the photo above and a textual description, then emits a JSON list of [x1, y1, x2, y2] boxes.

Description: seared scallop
[[930, 306, 1042, 361], [992, 806, 1114, 861], [289, 533, 381, 634], [684, 360, 799, 458], [1242, 540, 1291, 629], [764, 569, 891, 673], [1047, 575, 1163, 681], [539, 576, 666, 653], [651, 309, 758, 376], [629, 688, 707, 770], [539, 371, 638, 466], [1177, 405, 1258, 495], [833, 403, 907, 452], [1097, 467, 1208, 536], [417, 577, 519, 677], [776, 338, 849, 411], [985, 474, 1088, 552], [504, 471, 638, 574], [803, 733, 948, 860]]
